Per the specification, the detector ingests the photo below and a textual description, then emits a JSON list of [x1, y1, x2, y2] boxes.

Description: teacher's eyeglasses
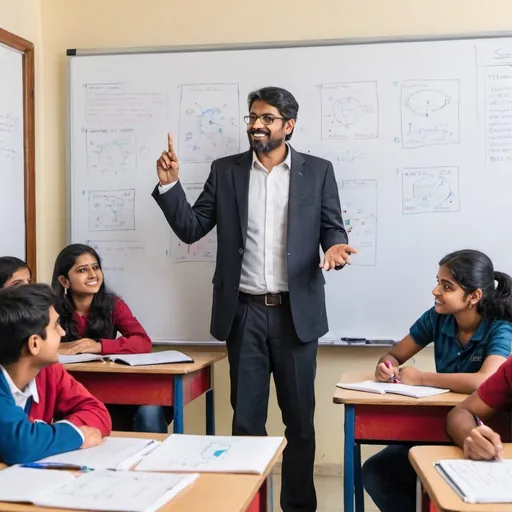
[[244, 114, 285, 126]]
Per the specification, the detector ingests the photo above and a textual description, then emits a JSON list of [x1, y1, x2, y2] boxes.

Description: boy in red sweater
[[0, 283, 111, 464]]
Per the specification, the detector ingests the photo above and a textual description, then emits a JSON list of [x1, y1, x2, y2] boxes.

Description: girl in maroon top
[[51, 243, 173, 433]]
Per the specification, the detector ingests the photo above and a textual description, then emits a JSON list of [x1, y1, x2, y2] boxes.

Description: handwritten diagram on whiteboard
[[170, 183, 217, 263], [89, 189, 136, 231], [86, 128, 137, 176], [321, 82, 379, 140], [401, 80, 460, 148], [85, 83, 167, 125], [178, 83, 239, 163], [402, 167, 460, 214], [340, 180, 378, 266]]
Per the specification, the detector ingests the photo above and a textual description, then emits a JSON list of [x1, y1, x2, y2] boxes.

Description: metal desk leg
[[206, 366, 215, 435], [173, 375, 184, 433], [344, 405, 355, 512], [354, 441, 364, 512]]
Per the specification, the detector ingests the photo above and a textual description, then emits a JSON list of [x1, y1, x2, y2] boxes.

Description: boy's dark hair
[[0, 283, 56, 365], [247, 87, 299, 140], [0, 256, 30, 288]]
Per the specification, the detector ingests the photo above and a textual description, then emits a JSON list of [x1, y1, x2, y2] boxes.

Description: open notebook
[[435, 459, 512, 503], [135, 434, 284, 474], [336, 379, 450, 398], [59, 349, 193, 366], [0, 466, 198, 512], [35, 437, 160, 471]]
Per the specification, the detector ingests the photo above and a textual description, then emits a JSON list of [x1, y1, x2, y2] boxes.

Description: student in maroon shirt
[[447, 355, 512, 460], [51, 243, 173, 433]]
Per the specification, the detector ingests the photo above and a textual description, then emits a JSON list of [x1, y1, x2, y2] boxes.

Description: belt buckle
[[265, 293, 281, 307]]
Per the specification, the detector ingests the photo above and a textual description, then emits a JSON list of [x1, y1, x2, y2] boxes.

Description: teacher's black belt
[[239, 292, 289, 307]]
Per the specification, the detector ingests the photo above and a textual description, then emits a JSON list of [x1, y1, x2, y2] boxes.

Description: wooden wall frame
[[0, 28, 36, 279]]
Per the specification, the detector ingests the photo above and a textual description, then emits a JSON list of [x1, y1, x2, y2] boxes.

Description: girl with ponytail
[[363, 249, 512, 512]]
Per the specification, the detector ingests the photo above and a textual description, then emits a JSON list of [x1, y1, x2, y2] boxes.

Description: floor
[[271, 473, 378, 512]]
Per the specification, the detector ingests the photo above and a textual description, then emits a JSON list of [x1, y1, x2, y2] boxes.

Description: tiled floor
[[271, 473, 379, 512]]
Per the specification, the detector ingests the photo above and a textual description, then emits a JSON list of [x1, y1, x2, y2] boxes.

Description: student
[[446, 356, 512, 461], [0, 256, 32, 288], [362, 249, 512, 512], [0, 283, 111, 464], [51, 243, 173, 434]]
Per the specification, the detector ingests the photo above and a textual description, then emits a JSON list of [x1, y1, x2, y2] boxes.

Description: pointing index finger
[[167, 133, 175, 154]]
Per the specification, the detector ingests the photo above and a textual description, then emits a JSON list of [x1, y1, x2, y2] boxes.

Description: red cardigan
[[73, 298, 152, 355], [29, 363, 111, 436]]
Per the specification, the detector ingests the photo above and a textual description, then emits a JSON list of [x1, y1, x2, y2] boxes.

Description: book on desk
[[59, 349, 193, 366]]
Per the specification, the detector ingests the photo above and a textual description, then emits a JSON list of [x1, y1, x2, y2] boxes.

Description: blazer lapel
[[287, 146, 306, 251], [233, 150, 252, 244]]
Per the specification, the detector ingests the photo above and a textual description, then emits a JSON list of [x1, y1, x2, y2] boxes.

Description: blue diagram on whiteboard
[[401, 80, 460, 148], [402, 167, 460, 214], [179, 83, 239, 163]]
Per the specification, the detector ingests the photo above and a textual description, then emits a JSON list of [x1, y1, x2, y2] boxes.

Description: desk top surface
[[409, 444, 512, 512], [333, 371, 468, 406], [0, 431, 285, 512], [63, 351, 226, 375]]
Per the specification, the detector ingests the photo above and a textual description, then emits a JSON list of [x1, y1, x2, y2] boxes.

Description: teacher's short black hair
[[247, 87, 299, 140]]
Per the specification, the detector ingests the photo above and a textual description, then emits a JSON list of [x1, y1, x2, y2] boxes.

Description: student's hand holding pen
[[375, 360, 400, 383]]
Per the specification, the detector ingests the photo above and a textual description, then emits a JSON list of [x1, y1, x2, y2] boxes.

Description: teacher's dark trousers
[[227, 292, 318, 512]]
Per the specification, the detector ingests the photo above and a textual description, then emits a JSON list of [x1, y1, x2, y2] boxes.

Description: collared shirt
[[158, 145, 292, 294], [0, 365, 84, 442], [239, 147, 291, 294], [409, 307, 512, 373], [0, 365, 39, 411]]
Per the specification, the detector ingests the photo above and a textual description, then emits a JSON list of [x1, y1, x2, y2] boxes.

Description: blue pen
[[21, 462, 93, 472]]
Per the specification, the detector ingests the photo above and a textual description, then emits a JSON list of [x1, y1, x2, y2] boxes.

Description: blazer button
[[239, 248, 244, 255], [233, 285, 238, 291]]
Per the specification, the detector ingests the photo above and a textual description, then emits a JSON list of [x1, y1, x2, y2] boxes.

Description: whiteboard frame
[[66, 30, 512, 57], [67, 30, 512, 347]]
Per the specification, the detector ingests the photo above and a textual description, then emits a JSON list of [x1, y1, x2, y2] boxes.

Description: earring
[[469, 303, 473, 309], [64, 288, 67, 296]]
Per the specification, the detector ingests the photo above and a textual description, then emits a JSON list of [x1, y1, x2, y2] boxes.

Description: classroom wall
[[36, 0, 512, 473]]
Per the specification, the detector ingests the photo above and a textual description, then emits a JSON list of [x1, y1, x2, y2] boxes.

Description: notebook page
[[37, 437, 160, 470], [136, 434, 284, 474], [336, 380, 388, 394], [112, 350, 193, 366], [0, 467, 75, 503], [34, 470, 199, 512], [337, 380, 449, 397], [436, 459, 512, 503], [58, 353, 105, 364]]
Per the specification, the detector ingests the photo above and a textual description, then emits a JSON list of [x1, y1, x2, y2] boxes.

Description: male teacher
[[153, 87, 356, 512]]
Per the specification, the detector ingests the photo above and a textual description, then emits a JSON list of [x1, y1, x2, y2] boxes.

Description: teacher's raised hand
[[156, 133, 180, 185]]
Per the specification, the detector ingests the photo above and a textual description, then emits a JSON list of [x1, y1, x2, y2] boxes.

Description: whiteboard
[[0, 42, 25, 260], [68, 35, 512, 343]]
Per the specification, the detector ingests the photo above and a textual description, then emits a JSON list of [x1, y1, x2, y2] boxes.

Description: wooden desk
[[0, 431, 285, 512], [334, 371, 469, 512], [409, 444, 512, 512], [64, 351, 226, 434]]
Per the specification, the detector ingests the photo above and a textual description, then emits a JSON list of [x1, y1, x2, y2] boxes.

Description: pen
[[385, 360, 400, 383], [21, 462, 93, 472]]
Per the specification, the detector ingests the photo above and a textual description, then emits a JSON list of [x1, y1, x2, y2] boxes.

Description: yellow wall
[[5, 0, 510, 473]]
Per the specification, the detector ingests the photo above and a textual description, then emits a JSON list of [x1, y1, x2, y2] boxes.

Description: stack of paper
[[59, 349, 193, 366], [336, 380, 450, 398], [36, 437, 160, 471], [136, 434, 285, 474], [0, 466, 198, 512], [435, 459, 512, 503]]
